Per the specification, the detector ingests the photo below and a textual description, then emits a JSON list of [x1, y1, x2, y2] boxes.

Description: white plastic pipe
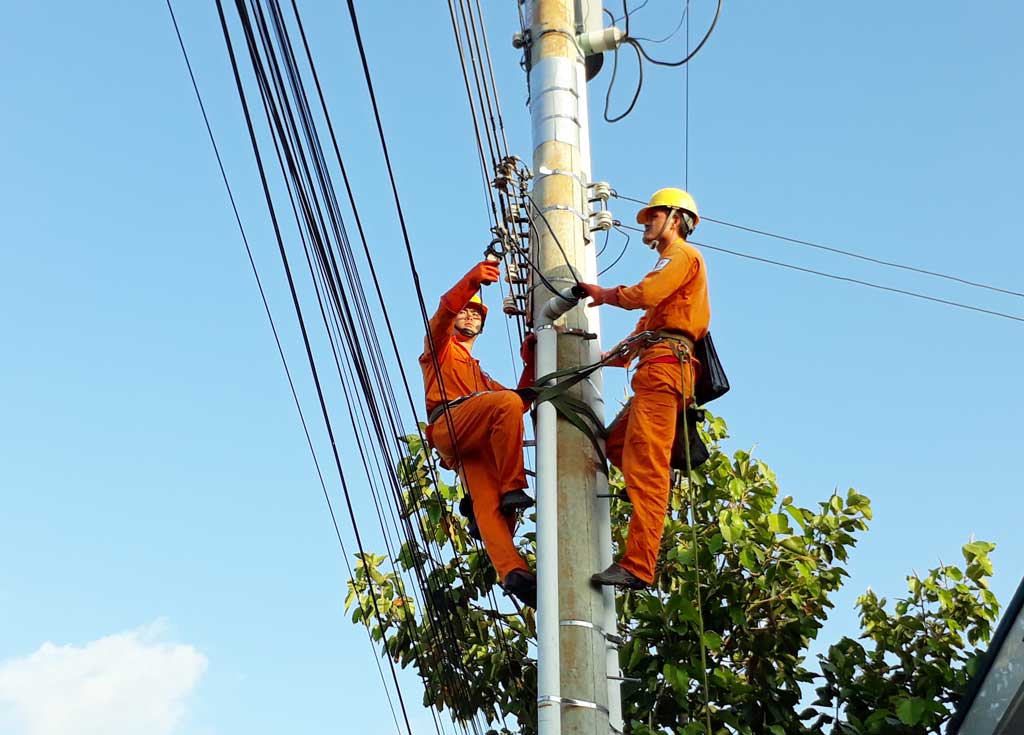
[[534, 287, 580, 735], [575, 51, 624, 734]]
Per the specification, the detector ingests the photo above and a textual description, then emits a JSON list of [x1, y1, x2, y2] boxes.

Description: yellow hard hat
[[635, 188, 700, 228], [466, 292, 488, 322]]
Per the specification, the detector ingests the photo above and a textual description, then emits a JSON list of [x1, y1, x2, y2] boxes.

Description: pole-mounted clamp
[[561, 328, 598, 340], [537, 695, 610, 716], [560, 619, 623, 646]]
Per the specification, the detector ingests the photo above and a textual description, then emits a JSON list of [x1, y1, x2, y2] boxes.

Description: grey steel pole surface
[[528, 1, 611, 734]]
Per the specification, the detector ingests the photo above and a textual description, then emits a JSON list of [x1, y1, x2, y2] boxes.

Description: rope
[[674, 345, 713, 733]]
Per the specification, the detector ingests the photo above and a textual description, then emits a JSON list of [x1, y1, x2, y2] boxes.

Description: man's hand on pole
[[520, 332, 537, 365], [578, 282, 620, 307], [601, 347, 630, 368]]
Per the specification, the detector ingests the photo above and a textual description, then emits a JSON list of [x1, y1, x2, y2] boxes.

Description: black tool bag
[[607, 402, 710, 473], [693, 331, 730, 406], [671, 406, 710, 470]]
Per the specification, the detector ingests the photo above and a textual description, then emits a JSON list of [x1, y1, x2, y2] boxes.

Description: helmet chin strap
[[456, 325, 481, 338], [647, 207, 678, 250]]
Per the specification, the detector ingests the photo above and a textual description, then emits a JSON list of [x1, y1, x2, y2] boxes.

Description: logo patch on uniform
[[653, 258, 671, 272]]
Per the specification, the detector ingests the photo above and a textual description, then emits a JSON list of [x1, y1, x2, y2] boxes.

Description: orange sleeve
[[422, 272, 480, 361], [483, 371, 507, 392], [423, 301, 456, 362], [616, 246, 699, 311]]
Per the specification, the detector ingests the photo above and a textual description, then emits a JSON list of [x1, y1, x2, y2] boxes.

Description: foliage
[[813, 542, 999, 734], [344, 416, 999, 735]]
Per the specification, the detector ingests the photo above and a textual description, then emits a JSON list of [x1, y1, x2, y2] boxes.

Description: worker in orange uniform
[[420, 259, 538, 608], [578, 188, 711, 590]]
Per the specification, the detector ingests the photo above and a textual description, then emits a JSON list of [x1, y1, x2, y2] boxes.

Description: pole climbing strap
[[528, 330, 690, 468]]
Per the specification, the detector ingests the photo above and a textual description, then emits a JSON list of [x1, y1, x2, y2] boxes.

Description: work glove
[[443, 261, 501, 312], [578, 282, 620, 307], [516, 333, 538, 399], [469, 261, 501, 287], [601, 347, 630, 368], [519, 332, 537, 364]]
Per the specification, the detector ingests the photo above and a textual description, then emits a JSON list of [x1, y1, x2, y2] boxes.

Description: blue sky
[[1, 2, 1021, 734]]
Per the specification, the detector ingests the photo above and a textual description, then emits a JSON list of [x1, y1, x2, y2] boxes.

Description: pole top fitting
[[577, 27, 625, 56]]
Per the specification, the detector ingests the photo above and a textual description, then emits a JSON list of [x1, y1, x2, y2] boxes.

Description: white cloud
[[0, 620, 207, 735]]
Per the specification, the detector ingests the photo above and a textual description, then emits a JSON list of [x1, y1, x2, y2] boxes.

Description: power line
[[702, 216, 1024, 300], [615, 221, 1023, 323], [599, 225, 632, 276], [631, 2, 688, 44], [612, 191, 1024, 300], [163, 4, 409, 733], [692, 238, 1024, 323], [630, 0, 723, 68], [602, 0, 720, 123]]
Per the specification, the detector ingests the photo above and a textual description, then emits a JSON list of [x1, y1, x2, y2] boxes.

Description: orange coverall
[[419, 276, 532, 582], [604, 238, 711, 584]]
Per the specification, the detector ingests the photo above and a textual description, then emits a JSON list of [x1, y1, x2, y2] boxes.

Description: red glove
[[578, 282, 620, 307], [601, 349, 630, 368], [520, 333, 537, 363], [469, 261, 501, 286], [443, 261, 501, 312]]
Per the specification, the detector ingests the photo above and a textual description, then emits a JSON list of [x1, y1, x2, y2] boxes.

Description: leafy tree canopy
[[345, 414, 999, 735]]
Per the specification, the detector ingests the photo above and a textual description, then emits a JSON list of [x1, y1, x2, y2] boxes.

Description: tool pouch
[[607, 401, 710, 472], [693, 331, 730, 406], [671, 406, 710, 471]]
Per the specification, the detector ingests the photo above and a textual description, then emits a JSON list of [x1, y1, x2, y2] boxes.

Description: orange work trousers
[[606, 359, 694, 584], [430, 391, 530, 581]]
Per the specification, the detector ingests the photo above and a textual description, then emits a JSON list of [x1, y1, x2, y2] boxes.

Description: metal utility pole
[[527, 1, 623, 734]]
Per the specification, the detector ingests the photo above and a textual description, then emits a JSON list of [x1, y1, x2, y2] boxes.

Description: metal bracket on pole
[[536, 166, 589, 188], [560, 619, 622, 646], [538, 695, 611, 716], [561, 328, 597, 340], [537, 203, 589, 223]]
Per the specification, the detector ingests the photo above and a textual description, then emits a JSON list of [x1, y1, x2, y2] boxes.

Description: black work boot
[[499, 489, 535, 514], [503, 569, 538, 609], [590, 563, 648, 590]]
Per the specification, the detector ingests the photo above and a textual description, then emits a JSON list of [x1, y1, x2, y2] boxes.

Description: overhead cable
[[629, 0, 723, 67], [612, 191, 1024, 300], [164, 5, 406, 732]]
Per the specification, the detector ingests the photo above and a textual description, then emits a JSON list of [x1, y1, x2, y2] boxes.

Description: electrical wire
[[631, 2, 688, 43], [631, 0, 723, 67], [611, 0, 650, 25], [691, 235, 1024, 324], [612, 190, 1024, 300], [212, 3, 426, 733], [616, 222, 1024, 324], [603, 1, 718, 123], [684, 0, 690, 188], [524, 192, 584, 291], [603, 38, 644, 124], [599, 225, 632, 276], [164, 5, 407, 732], [215, 1, 515, 731], [339, 2, 525, 727], [702, 216, 1024, 300]]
